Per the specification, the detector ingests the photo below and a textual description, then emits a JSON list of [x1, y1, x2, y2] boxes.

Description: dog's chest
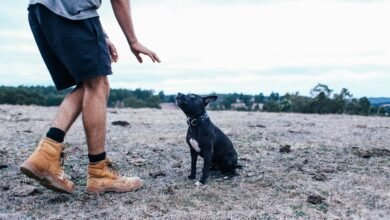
[[189, 138, 201, 153]]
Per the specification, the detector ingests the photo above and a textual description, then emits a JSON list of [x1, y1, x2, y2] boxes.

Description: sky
[[0, 0, 389, 97]]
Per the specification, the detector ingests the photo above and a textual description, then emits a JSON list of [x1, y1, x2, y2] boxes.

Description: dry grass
[[0, 104, 389, 219]]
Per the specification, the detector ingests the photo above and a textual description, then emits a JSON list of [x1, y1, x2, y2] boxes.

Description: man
[[20, 0, 160, 194]]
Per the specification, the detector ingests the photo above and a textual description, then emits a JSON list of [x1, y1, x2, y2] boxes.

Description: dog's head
[[176, 93, 217, 117]]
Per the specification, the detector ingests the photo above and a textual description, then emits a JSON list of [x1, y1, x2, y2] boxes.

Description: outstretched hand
[[130, 41, 161, 63]]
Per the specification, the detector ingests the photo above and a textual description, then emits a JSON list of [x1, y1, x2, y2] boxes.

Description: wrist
[[127, 37, 138, 46]]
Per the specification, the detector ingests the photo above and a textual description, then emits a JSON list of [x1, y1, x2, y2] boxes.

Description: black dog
[[176, 93, 241, 185]]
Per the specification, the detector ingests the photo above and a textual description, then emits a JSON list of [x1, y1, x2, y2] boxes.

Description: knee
[[83, 76, 110, 97]]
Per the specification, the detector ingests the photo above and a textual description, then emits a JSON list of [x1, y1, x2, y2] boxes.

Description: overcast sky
[[0, 0, 389, 97]]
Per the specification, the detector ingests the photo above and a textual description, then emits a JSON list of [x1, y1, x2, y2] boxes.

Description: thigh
[[34, 4, 112, 84], [28, 4, 76, 90]]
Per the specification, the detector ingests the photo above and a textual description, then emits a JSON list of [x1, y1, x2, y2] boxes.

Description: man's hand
[[111, 0, 161, 64], [106, 38, 118, 63], [130, 41, 160, 63]]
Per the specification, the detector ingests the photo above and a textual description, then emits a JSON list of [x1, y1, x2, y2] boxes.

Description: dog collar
[[187, 112, 209, 127]]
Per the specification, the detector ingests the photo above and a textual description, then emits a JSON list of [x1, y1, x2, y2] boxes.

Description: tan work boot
[[20, 138, 75, 193], [87, 158, 143, 193]]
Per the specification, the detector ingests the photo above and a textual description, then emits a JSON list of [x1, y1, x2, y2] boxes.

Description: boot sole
[[20, 162, 74, 194], [86, 181, 143, 194]]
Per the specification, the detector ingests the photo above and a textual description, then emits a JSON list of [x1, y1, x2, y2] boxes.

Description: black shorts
[[28, 4, 112, 90]]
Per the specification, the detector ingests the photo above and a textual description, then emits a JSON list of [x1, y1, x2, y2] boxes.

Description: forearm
[[111, 0, 138, 45]]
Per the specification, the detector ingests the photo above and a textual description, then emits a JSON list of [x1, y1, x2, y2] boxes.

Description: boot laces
[[106, 159, 119, 176], [60, 151, 66, 167]]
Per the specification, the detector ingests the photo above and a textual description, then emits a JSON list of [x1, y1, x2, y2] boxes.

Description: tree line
[[0, 84, 389, 116], [207, 84, 389, 116], [0, 86, 160, 109]]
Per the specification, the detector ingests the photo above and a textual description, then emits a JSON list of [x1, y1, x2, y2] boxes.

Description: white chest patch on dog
[[189, 138, 201, 152]]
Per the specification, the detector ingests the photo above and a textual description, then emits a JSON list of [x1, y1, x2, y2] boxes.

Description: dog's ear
[[202, 96, 218, 106]]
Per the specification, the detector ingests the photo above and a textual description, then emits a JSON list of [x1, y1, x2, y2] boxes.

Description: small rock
[[248, 124, 266, 128], [124, 200, 134, 205], [12, 186, 41, 197], [239, 155, 252, 161], [321, 166, 337, 173], [152, 148, 164, 153], [307, 195, 325, 204], [172, 160, 183, 168], [109, 110, 118, 114], [111, 120, 130, 127], [288, 130, 310, 134], [149, 170, 166, 178], [360, 151, 372, 159], [1, 185, 10, 191], [47, 195, 70, 204], [312, 173, 327, 181], [0, 165, 8, 169], [163, 185, 175, 195], [353, 147, 390, 159], [23, 130, 32, 133], [246, 172, 254, 177], [129, 158, 147, 166], [279, 145, 291, 153]]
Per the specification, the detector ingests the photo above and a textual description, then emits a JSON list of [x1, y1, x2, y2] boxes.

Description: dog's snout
[[176, 93, 185, 100]]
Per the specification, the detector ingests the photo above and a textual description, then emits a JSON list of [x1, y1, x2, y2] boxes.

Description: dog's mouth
[[175, 96, 183, 106], [176, 93, 189, 107]]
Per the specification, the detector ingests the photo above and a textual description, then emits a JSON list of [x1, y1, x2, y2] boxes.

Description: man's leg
[[19, 86, 84, 194], [82, 76, 143, 193], [82, 76, 110, 155], [51, 85, 85, 133]]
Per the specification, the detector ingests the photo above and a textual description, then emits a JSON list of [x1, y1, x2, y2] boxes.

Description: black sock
[[46, 127, 65, 143], [88, 152, 106, 163]]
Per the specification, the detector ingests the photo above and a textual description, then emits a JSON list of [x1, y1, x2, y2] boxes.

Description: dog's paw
[[188, 174, 196, 179], [195, 181, 203, 187]]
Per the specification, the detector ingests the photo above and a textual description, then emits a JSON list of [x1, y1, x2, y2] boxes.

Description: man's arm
[[110, 0, 160, 63]]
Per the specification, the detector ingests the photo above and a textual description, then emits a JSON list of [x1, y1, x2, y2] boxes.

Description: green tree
[[158, 91, 165, 102], [254, 93, 265, 103], [146, 96, 161, 109], [331, 88, 352, 114], [310, 83, 333, 98], [123, 97, 147, 108]]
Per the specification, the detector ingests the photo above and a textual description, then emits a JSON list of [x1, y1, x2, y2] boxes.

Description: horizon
[[1, 0, 389, 97], [1, 84, 389, 99]]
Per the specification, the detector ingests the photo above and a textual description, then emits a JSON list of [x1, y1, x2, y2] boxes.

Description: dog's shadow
[[208, 170, 238, 181]]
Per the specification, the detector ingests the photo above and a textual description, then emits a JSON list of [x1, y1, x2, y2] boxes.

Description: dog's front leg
[[200, 148, 212, 184], [188, 148, 198, 179]]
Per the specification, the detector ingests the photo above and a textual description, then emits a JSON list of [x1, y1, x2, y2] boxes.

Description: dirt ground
[[0, 104, 389, 219]]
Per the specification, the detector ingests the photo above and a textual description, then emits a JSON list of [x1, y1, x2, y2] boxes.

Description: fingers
[[130, 42, 160, 63], [107, 41, 119, 63], [152, 52, 161, 63], [136, 53, 143, 63], [146, 51, 161, 63], [110, 46, 118, 63]]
